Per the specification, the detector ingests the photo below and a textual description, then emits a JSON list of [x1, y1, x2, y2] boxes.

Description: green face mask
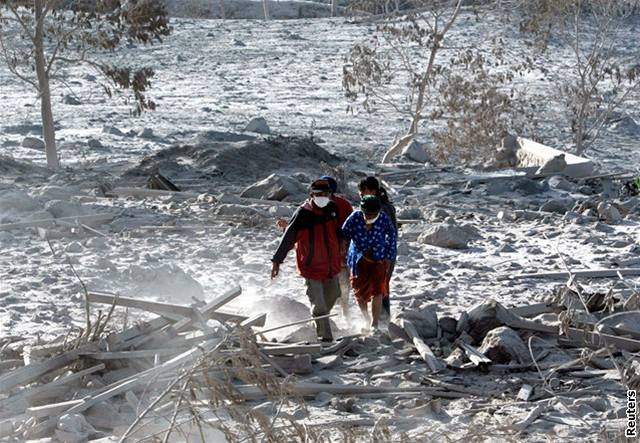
[[634, 176, 640, 189]]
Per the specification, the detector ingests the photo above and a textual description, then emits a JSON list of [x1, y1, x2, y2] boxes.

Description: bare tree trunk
[[220, 0, 226, 19], [331, 0, 337, 17], [34, 0, 59, 169], [263, 0, 270, 20]]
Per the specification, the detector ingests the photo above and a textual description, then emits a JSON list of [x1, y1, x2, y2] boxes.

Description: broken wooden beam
[[509, 303, 563, 318], [399, 319, 445, 372], [563, 327, 640, 352], [501, 268, 640, 281], [455, 341, 492, 366]]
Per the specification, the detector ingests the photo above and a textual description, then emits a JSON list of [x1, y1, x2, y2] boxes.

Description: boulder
[[402, 139, 430, 163], [512, 178, 548, 195], [486, 180, 512, 195], [478, 326, 531, 364], [240, 173, 306, 201], [56, 413, 96, 443], [536, 154, 567, 175], [394, 306, 438, 339], [244, 116, 271, 134], [540, 198, 573, 214], [21, 136, 45, 151], [430, 208, 450, 221], [102, 125, 124, 136], [397, 207, 423, 219], [493, 134, 519, 168], [418, 223, 471, 249], [464, 299, 520, 343], [597, 201, 622, 224], [548, 175, 575, 192], [600, 312, 640, 334], [138, 128, 154, 139], [63, 95, 81, 105]]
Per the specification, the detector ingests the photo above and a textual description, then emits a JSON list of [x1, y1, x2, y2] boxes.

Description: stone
[[438, 316, 457, 334], [597, 201, 622, 224], [402, 139, 430, 163], [536, 154, 567, 175], [56, 413, 96, 443], [548, 175, 575, 192], [600, 312, 640, 333], [609, 116, 640, 134], [65, 241, 83, 253], [87, 138, 103, 149], [478, 326, 531, 364], [244, 116, 271, 134], [102, 125, 124, 136], [138, 128, 154, 139], [331, 397, 357, 413], [395, 306, 438, 339], [418, 223, 471, 249], [464, 299, 520, 343], [240, 173, 306, 201], [21, 136, 45, 150], [540, 198, 573, 214], [512, 178, 548, 195], [486, 180, 512, 195], [397, 207, 423, 219], [498, 243, 516, 253], [619, 197, 639, 213], [85, 401, 129, 429], [63, 95, 81, 105], [430, 208, 450, 221], [578, 185, 594, 195], [233, 38, 246, 46]]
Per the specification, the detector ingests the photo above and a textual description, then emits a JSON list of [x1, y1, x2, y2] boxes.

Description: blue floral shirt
[[341, 210, 397, 277]]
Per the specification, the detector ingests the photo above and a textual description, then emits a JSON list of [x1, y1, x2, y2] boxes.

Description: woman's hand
[[276, 218, 288, 232], [271, 262, 280, 279]]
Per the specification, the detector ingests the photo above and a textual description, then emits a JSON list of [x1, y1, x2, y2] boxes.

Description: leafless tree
[[0, 0, 170, 169], [343, 0, 535, 164], [520, 0, 640, 155]]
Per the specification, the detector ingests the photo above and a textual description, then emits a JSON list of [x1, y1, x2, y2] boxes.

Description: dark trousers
[[305, 276, 340, 340]]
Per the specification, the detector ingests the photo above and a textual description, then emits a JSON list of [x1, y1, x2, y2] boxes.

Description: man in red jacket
[[271, 179, 342, 342]]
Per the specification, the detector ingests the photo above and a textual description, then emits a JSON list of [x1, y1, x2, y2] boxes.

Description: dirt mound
[[123, 135, 340, 186]]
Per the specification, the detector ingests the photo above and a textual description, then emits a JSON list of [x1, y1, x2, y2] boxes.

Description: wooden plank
[[26, 399, 84, 418], [564, 327, 640, 352], [240, 313, 267, 329], [79, 349, 185, 360], [88, 289, 246, 326], [255, 344, 322, 356], [0, 343, 98, 394], [455, 341, 492, 366], [509, 303, 563, 318], [255, 314, 337, 336], [0, 214, 114, 232], [400, 319, 445, 372], [25, 338, 223, 438], [502, 268, 640, 281], [234, 382, 468, 400], [506, 318, 558, 334]]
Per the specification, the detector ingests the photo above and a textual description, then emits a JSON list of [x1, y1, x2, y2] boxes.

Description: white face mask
[[313, 196, 330, 208], [365, 214, 379, 225]]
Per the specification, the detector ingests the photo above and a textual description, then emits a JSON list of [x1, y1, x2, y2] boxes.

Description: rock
[[233, 38, 246, 46], [445, 347, 466, 366], [240, 173, 306, 201], [402, 139, 430, 163], [244, 116, 271, 134], [65, 241, 83, 253], [609, 116, 640, 134], [56, 413, 96, 443], [331, 397, 357, 413], [478, 327, 531, 364], [494, 134, 519, 168], [21, 136, 45, 150], [86, 237, 107, 249], [418, 223, 471, 249], [619, 197, 639, 213], [597, 201, 622, 224], [540, 198, 573, 214], [578, 185, 594, 195], [438, 316, 457, 334], [138, 128, 154, 139], [594, 221, 614, 233], [395, 306, 438, 339], [512, 178, 548, 195], [102, 125, 124, 136], [498, 243, 516, 253], [44, 200, 95, 219], [486, 180, 512, 195], [464, 299, 520, 343], [430, 208, 450, 221], [397, 207, 423, 219], [63, 95, 81, 105], [548, 175, 575, 192], [85, 402, 128, 429], [87, 138, 103, 149], [536, 154, 567, 175]]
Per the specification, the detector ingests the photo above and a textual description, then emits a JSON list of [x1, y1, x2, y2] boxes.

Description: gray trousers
[[305, 276, 340, 340]]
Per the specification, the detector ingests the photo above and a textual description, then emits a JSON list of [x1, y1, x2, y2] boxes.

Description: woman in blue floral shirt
[[341, 195, 397, 332]]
